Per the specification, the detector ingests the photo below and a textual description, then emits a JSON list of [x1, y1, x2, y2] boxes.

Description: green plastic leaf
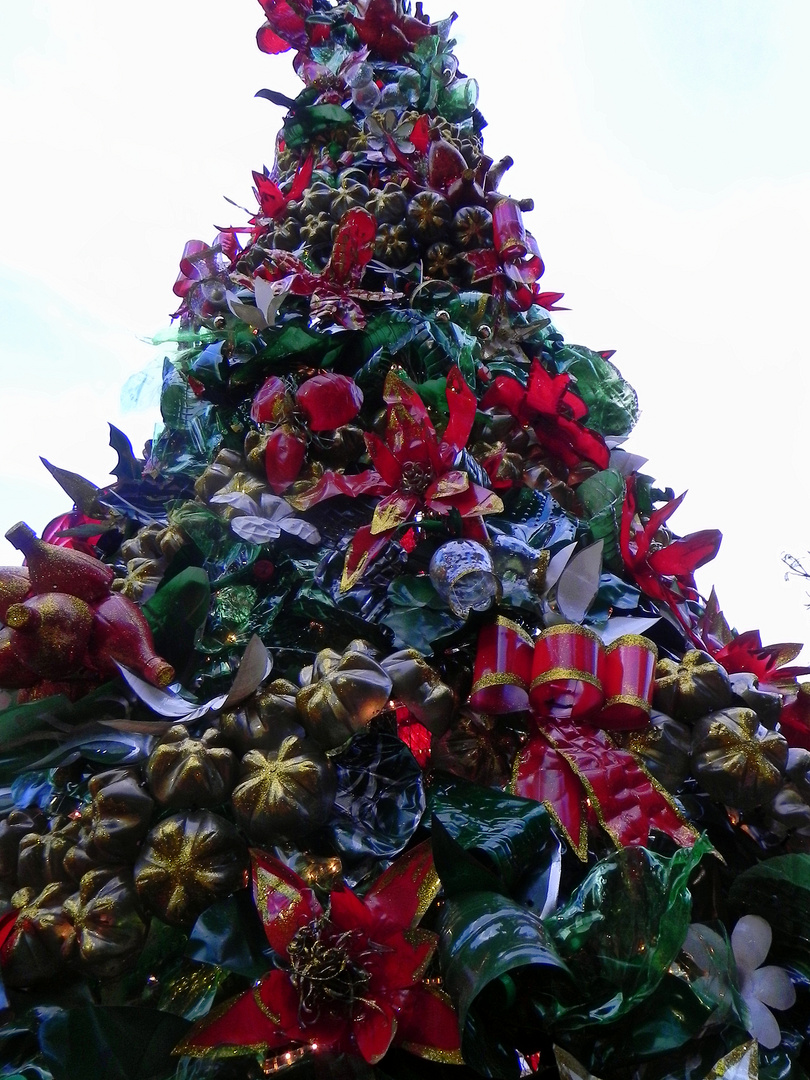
[[283, 103, 354, 148], [554, 345, 639, 437], [429, 775, 558, 897], [39, 1006, 191, 1080], [728, 854, 810, 979], [143, 566, 211, 672], [439, 890, 570, 1030], [577, 469, 625, 571], [187, 893, 270, 981], [546, 836, 712, 1030]]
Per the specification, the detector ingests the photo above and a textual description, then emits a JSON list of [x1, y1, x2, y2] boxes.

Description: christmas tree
[[1, 3, 809, 1078]]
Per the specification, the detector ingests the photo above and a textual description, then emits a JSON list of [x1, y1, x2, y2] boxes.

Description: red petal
[[341, 525, 390, 591], [443, 366, 477, 452], [287, 468, 389, 511], [647, 529, 722, 579], [251, 851, 321, 955], [365, 839, 439, 932], [296, 373, 363, 431], [365, 432, 403, 488], [176, 972, 293, 1057], [410, 114, 431, 154], [395, 985, 462, 1061], [288, 154, 314, 201], [525, 360, 570, 417], [354, 1002, 397, 1064]]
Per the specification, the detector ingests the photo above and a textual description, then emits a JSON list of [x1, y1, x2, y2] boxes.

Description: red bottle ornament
[[89, 593, 175, 688], [0, 566, 30, 622], [470, 617, 534, 714], [4, 593, 94, 679], [5, 522, 114, 602], [492, 198, 529, 260], [530, 623, 606, 720], [599, 635, 658, 730]]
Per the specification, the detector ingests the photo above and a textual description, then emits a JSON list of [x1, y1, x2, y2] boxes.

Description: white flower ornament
[[731, 914, 796, 1050], [209, 491, 320, 546]]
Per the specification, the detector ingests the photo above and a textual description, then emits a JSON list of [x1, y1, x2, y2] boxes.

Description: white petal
[[280, 519, 321, 544], [258, 493, 294, 520], [743, 994, 782, 1049], [732, 914, 772, 973], [230, 516, 283, 544], [746, 965, 796, 1011], [210, 491, 261, 516]]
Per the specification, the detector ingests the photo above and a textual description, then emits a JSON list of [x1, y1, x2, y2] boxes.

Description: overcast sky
[[2, 1, 810, 656]]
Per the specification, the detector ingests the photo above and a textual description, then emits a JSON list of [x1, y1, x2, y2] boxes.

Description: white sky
[[2, 1, 810, 657]]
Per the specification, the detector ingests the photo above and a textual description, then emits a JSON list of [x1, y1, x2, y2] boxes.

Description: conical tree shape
[[0, 3, 807, 1078]]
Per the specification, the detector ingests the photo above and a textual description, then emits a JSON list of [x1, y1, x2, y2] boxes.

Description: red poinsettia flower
[[177, 842, 461, 1067], [256, 207, 397, 329], [480, 359, 609, 474], [350, 0, 435, 61], [339, 367, 503, 589], [711, 630, 810, 688], [620, 476, 722, 646]]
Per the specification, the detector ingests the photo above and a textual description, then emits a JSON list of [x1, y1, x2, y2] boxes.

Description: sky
[[2, 1, 810, 656]]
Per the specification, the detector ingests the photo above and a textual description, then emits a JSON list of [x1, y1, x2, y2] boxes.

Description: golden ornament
[[134, 810, 249, 928], [654, 650, 734, 724], [218, 680, 304, 755], [67, 868, 148, 980], [230, 734, 337, 842], [691, 707, 788, 811], [296, 649, 392, 750], [146, 724, 237, 809]]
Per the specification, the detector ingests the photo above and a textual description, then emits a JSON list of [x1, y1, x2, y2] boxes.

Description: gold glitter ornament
[[296, 650, 393, 750], [653, 650, 734, 725], [67, 868, 148, 980], [728, 672, 782, 728], [230, 734, 337, 842], [146, 724, 237, 809], [691, 707, 789, 811], [433, 708, 520, 788], [366, 182, 408, 224], [0, 809, 46, 885], [2, 883, 78, 987], [218, 679, 304, 755], [87, 768, 155, 862], [134, 810, 249, 928], [381, 649, 455, 735], [16, 815, 82, 891]]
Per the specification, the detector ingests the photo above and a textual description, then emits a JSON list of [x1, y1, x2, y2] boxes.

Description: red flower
[[620, 477, 722, 646], [480, 360, 609, 473], [350, 0, 435, 61], [711, 630, 810, 688], [339, 368, 503, 589], [177, 843, 461, 1067], [255, 0, 329, 56]]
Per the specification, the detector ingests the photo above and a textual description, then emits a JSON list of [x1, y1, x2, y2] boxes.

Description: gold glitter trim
[[173, 990, 280, 1058], [605, 634, 657, 656], [471, 671, 528, 694], [531, 668, 602, 691], [494, 616, 534, 644], [704, 1039, 758, 1078], [541, 623, 602, 644], [252, 983, 282, 1025], [402, 926, 438, 982], [603, 693, 651, 712]]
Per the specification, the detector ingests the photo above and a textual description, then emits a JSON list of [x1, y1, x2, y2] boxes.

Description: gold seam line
[[540, 622, 602, 643], [531, 669, 602, 691], [494, 616, 534, 643], [605, 634, 658, 655], [471, 672, 528, 693]]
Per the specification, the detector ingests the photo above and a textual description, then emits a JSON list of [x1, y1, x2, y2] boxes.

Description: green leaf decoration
[[546, 836, 713, 1030], [554, 345, 639, 437], [728, 854, 810, 979], [187, 892, 270, 981], [439, 890, 571, 1042], [577, 469, 626, 571], [143, 566, 211, 673], [382, 575, 464, 651], [429, 775, 558, 896], [283, 103, 355, 148], [38, 1006, 191, 1080]]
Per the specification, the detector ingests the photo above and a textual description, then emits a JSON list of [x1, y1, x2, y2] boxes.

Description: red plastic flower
[[339, 367, 503, 589], [350, 0, 435, 62], [480, 360, 609, 474], [255, 0, 329, 56], [711, 630, 810, 688], [177, 842, 461, 1067], [620, 477, 721, 645]]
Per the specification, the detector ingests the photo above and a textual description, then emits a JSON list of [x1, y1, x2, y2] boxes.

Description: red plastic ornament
[[295, 373, 363, 431], [264, 426, 307, 493], [5, 593, 94, 680], [470, 618, 534, 714], [88, 593, 175, 688], [0, 566, 30, 622], [492, 199, 529, 260], [530, 623, 606, 720], [250, 376, 291, 425], [5, 522, 114, 603], [598, 635, 658, 731]]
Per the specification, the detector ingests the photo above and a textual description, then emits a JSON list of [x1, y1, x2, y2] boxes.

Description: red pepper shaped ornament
[[88, 593, 175, 688], [5, 521, 114, 602]]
